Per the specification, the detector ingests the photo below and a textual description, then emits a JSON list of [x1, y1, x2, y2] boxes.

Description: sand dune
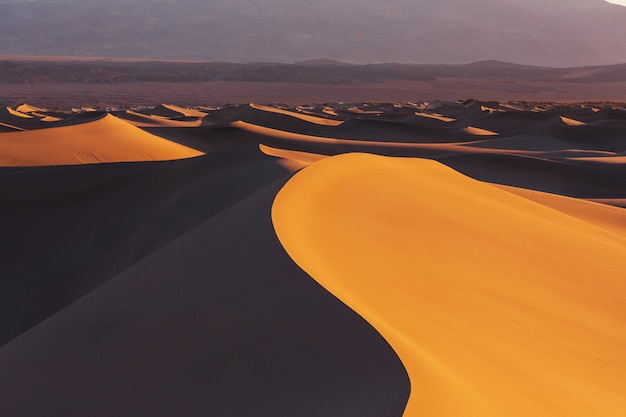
[[0, 121, 24, 132], [0, 158, 409, 417], [0, 146, 293, 345], [117, 109, 204, 127], [250, 103, 343, 126], [566, 156, 626, 164], [462, 126, 499, 135], [495, 184, 626, 237], [0, 107, 49, 130], [561, 116, 586, 126], [273, 153, 626, 417], [414, 112, 456, 122], [145, 103, 208, 118], [2, 100, 626, 417], [0, 113, 203, 166], [259, 144, 326, 169], [15, 104, 46, 114]]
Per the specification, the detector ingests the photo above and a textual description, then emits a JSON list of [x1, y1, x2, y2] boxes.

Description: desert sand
[[273, 153, 626, 417], [0, 100, 625, 416], [0, 112, 203, 165]]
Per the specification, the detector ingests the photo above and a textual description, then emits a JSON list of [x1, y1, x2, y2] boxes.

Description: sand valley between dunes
[[0, 100, 625, 417]]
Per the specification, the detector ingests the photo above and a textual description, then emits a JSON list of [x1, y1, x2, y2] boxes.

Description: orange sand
[[250, 103, 343, 126], [462, 126, 499, 136], [415, 112, 456, 122], [0, 113, 203, 166], [259, 144, 326, 170], [272, 153, 626, 417], [561, 116, 586, 126]]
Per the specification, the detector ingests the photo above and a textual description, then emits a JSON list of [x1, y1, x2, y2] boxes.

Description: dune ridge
[[272, 153, 626, 417], [0, 158, 410, 417], [0, 113, 203, 166], [2, 100, 626, 416]]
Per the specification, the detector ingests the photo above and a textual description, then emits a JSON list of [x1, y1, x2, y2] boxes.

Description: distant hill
[[2, 59, 626, 85], [0, 0, 625, 66]]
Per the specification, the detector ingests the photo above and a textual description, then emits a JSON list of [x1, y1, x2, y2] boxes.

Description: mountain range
[[0, 0, 625, 67]]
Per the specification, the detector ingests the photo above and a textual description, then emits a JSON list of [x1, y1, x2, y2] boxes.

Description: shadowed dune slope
[[0, 146, 294, 346], [142, 103, 208, 118], [249, 103, 344, 126], [272, 153, 626, 417], [437, 153, 626, 199], [0, 114, 203, 166], [0, 178, 409, 417], [116, 110, 204, 127]]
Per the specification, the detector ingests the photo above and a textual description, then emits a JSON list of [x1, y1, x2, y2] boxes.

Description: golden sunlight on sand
[[560, 116, 587, 126], [0, 113, 203, 166], [414, 112, 456, 122], [462, 126, 499, 136], [272, 153, 626, 417], [250, 103, 344, 126]]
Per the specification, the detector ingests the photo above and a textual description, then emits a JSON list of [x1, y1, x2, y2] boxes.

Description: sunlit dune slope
[[414, 112, 456, 123], [259, 144, 326, 170], [0, 176, 409, 417], [117, 110, 203, 127], [561, 116, 586, 126], [462, 126, 499, 136], [146, 103, 208, 118], [0, 114, 203, 166], [273, 153, 626, 417], [250, 103, 343, 126], [15, 104, 46, 114]]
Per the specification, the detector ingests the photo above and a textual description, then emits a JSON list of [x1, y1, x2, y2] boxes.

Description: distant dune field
[[0, 100, 625, 416]]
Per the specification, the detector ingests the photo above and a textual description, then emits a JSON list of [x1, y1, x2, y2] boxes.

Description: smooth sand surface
[[250, 103, 344, 126], [259, 144, 326, 170], [561, 116, 586, 126], [273, 153, 626, 417], [147, 103, 209, 118], [462, 126, 499, 135], [117, 110, 204, 127], [2, 100, 626, 417], [0, 155, 409, 417], [495, 184, 626, 236], [0, 113, 203, 166], [415, 112, 456, 122]]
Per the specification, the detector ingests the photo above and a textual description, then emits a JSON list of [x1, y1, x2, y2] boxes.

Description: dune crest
[[272, 153, 626, 417], [250, 103, 343, 126], [462, 126, 499, 136], [15, 104, 46, 114], [414, 112, 456, 122], [560, 116, 586, 126], [259, 144, 326, 169], [148, 103, 208, 118], [0, 114, 203, 166]]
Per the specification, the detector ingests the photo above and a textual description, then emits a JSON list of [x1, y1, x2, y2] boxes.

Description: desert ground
[[1, 99, 625, 416]]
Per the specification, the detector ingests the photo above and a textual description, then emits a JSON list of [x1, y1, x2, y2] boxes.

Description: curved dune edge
[[250, 103, 344, 126], [561, 116, 586, 126], [566, 156, 626, 164], [259, 144, 326, 169], [462, 126, 499, 136], [272, 153, 626, 417], [151, 103, 208, 118], [0, 114, 203, 166], [117, 110, 204, 127], [233, 120, 522, 155], [415, 112, 456, 122], [495, 184, 626, 237]]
